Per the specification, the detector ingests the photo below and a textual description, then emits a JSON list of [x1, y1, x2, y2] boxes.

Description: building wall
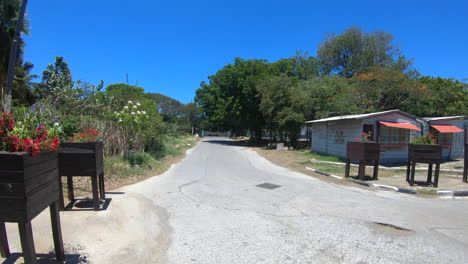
[[310, 112, 425, 164], [311, 120, 362, 158], [428, 119, 465, 159], [363, 113, 424, 164]]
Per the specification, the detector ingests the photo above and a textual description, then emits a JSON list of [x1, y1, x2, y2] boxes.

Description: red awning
[[431, 125, 463, 133], [379, 121, 421, 131]]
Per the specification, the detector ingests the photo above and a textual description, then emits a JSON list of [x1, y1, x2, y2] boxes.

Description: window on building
[[379, 126, 410, 145], [363, 124, 374, 141]]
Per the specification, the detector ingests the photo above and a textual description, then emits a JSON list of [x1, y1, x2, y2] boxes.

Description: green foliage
[[411, 134, 436, 145], [12, 105, 62, 139], [317, 27, 413, 78], [126, 152, 156, 168]]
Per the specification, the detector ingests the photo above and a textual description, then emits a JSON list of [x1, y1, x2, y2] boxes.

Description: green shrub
[[411, 133, 436, 144], [126, 152, 156, 168]]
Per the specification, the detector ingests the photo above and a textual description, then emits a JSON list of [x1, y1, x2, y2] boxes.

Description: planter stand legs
[[344, 159, 379, 180], [0, 222, 10, 258], [0, 201, 64, 264], [407, 161, 440, 188], [59, 174, 105, 211]]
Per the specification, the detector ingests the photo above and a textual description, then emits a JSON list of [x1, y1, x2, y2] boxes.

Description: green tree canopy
[[317, 27, 413, 78]]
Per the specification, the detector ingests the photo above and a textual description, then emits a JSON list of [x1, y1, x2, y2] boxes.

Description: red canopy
[[379, 121, 421, 131], [431, 125, 463, 133]]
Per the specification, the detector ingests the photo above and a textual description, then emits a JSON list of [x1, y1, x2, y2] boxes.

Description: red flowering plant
[[355, 132, 372, 142], [69, 128, 99, 142], [0, 112, 60, 156], [410, 133, 437, 145]]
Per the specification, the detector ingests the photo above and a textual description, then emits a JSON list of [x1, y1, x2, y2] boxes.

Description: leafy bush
[[411, 133, 437, 145], [126, 152, 156, 168]]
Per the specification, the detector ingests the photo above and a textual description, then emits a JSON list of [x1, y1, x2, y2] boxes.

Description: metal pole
[[4, 0, 29, 112]]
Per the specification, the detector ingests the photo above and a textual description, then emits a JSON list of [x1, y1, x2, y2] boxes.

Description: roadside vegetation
[[195, 27, 467, 146], [1, 1, 202, 196]]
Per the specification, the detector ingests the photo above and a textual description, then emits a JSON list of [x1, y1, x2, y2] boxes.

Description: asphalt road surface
[[138, 137, 468, 264]]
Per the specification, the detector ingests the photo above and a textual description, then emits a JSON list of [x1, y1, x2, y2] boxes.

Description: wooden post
[[434, 162, 440, 188], [67, 176, 74, 201], [18, 221, 36, 264], [58, 176, 65, 211], [406, 162, 411, 182], [0, 222, 10, 258], [345, 159, 351, 178], [358, 160, 366, 180], [99, 172, 106, 199], [91, 175, 100, 210], [50, 202, 65, 261], [427, 164, 433, 183], [410, 162, 416, 186], [373, 160, 379, 180]]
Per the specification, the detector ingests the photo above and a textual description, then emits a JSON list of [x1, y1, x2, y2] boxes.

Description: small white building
[[306, 109, 425, 164], [423, 116, 466, 160]]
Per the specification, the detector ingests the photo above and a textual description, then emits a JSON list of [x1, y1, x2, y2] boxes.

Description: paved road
[[133, 137, 468, 264]]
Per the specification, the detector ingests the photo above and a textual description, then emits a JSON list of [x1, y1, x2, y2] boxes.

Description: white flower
[[128, 101, 132, 104], [54, 122, 59, 126], [113, 111, 117, 114], [137, 111, 141, 114], [136, 102, 141, 106], [118, 118, 122, 122], [142, 111, 146, 115], [133, 105, 137, 108], [124, 106, 129, 109], [116, 113, 120, 116], [131, 112, 135, 115], [134, 119, 138, 122]]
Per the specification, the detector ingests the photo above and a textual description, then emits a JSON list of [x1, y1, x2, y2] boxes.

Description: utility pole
[[4, 0, 29, 112]]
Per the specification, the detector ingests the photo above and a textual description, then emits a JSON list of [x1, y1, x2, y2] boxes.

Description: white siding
[[429, 119, 465, 159]]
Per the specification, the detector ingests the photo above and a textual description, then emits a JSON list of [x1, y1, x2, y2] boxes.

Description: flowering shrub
[[112, 101, 149, 150], [0, 112, 60, 156], [355, 132, 372, 142], [70, 128, 100, 142], [410, 133, 437, 145]]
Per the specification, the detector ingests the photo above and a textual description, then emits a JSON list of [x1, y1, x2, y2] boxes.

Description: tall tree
[[317, 27, 413, 78], [146, 93, 183, 122]]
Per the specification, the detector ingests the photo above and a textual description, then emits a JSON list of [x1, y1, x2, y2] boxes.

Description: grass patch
[[417, 189, 438, 196], [299, 151, 342, 163]]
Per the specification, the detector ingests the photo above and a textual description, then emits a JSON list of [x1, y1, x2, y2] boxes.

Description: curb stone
[[305, 167, 343, 180], [437, 190, 468, 197]]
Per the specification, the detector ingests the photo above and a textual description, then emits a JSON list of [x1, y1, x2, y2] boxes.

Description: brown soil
[[252, 146, 468, 197]]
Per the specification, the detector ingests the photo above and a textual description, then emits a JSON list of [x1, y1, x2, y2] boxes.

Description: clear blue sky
[[24, 0, 468, 103]]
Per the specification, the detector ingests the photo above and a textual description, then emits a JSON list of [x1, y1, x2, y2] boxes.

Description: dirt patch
[[251, 147, 468, 196]]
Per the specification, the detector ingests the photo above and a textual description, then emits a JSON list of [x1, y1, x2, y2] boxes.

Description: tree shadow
[[2, 252, 88, 264]]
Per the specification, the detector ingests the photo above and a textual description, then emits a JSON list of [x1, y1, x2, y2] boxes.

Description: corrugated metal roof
[[305, 109, 417, 124], [423, 116, 466, 122]]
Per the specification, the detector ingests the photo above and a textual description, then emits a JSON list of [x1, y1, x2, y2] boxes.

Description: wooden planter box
[[0, 151, 59, 222], [408, 144, 442, 163], [407, 144, 443, 187], [345, 142, 380, 180], [346, 141, 380, 161], [58, 142, 105, 210], [0, 151, 64, 263], [463, 143, 467, 183]]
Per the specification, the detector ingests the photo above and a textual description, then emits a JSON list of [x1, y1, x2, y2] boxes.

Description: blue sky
[[24, 0, 468, 103]]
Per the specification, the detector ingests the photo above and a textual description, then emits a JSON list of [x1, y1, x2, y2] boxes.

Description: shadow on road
[[203, 139, 265, 148], [2, 252, 87, 264]]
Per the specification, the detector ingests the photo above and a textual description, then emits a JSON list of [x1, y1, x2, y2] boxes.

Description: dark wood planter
[[345, 142, 380, 180], [58, 142, 105, 210], [0, 151, 64, 263], [464, 143, 467, 183], [406, 144, 443, 187]]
